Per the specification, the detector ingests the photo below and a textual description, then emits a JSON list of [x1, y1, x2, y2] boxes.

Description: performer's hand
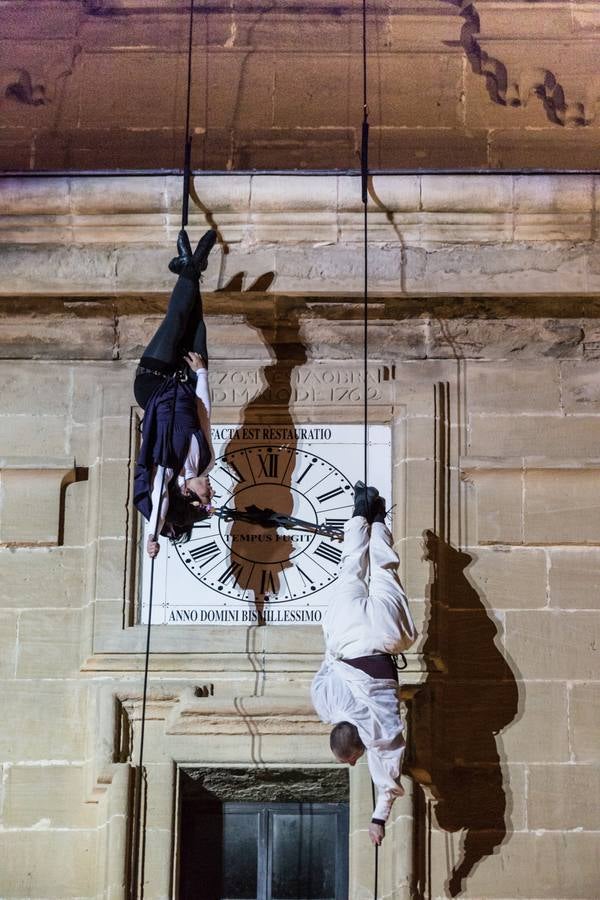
[[368, 823, 385, 846], [184, 351, 207, 372], [147, 536, 160, 558]]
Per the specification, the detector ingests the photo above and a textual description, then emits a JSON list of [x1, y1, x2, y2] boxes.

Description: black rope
[[361, 0, 369, 489], [371, 779, 379, 900], [130, 382, 179, 897], [131, 4, 195, 896], [361, 3, 378, 898], [181, 0, 195, 229]]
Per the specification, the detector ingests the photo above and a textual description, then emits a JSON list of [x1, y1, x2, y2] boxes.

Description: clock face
[[173, 445, 354, 603], [139, 424, 392, 625]]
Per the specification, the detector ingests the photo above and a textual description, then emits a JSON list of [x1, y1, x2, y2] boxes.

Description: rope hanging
[[128, 3, 377, 896], [129, 3, 196, 896], [130, 390, 178, 898], [361, 0, 369, 490], [181, 0, 195, 229], [359, 2, 380, 898]]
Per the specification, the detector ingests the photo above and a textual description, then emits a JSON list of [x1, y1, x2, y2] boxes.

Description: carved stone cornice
[[114, 683, 418, 738], [2, 295, 600, 362], [2, 172, 597, 243], [2, 174, 600, 295]]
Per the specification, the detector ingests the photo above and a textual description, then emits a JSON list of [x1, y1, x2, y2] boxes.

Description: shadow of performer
[[412, 530, 519, 897], [219, 279, 308, 624]]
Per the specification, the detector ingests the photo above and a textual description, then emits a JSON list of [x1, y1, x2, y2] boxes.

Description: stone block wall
[[2, 2, 600, 171], [0, 175, 598, 898]]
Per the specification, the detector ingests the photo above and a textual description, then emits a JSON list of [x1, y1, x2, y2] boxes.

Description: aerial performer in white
[[133, 229, 218, 557], [311, 482, 417, 846]]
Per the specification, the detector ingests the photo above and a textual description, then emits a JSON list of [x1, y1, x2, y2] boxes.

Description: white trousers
[[323, 517, 416, 659]]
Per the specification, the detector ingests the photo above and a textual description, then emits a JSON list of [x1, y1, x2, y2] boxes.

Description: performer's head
[[182, 475, 213, 506], [166, 479, 213, 541], [330, 721, 365, 766]]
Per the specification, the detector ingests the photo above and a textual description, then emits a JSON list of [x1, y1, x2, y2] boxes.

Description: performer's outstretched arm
[[367, 741, 406, 844]]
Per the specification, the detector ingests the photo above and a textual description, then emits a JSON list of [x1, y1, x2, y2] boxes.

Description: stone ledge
[[0, 454, 74, 468], [2, 175, 600, 294], [2, 295, 600, 361], [0, 456, 77, 546], [0, 174, 598, 245], [463, 456, 600, 471], [82, 649, 425, 678]]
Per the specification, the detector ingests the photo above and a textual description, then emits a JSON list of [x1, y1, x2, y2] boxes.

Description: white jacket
[[311, 654, 405, 822]]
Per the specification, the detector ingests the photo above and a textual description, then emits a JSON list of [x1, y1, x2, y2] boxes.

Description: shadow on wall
[[219, 273, 308, 625], [412, 532, 520, 896], [215, 269, 308, 765], [409, 382, 520, 897]]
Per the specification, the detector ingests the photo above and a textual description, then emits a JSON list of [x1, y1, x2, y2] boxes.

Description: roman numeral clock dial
[[139, 424, 391, 625], [174, 445, 354, 604]]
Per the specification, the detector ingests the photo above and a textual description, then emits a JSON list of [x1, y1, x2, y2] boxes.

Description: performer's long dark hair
[[163, 481, 211, 543]]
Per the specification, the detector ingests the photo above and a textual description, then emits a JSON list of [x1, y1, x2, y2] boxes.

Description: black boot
[[370, 495, 387, 524], [168, 229, 193, 275], [353, 481, 379, 519], [192, 228, 218, 273], [168, 228, 217, 278]]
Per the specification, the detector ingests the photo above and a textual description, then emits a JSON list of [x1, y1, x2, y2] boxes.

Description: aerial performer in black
[[133, 229, 218, 558], [311, 483, 417, 846]]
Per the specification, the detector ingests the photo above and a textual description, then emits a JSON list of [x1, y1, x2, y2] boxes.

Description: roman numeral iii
[[314, 542, 342, 564]]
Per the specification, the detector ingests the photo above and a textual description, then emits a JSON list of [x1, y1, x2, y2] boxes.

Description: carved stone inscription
[[210, 365, 394, 407]]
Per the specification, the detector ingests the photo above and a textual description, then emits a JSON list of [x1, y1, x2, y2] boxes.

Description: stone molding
[[2, 173, 599, 245], [116, 685, 416, 738], [0, 455, 76, 545], [2, 296, 600, 362], [3, 174, 600, 294]]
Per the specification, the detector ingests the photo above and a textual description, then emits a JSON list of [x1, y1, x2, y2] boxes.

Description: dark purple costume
[[133, 378, 211, 535]]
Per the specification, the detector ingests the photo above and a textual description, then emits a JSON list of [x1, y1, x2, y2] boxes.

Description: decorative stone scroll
[[450, 0, 600, 126], [1, 46, 80, 107]]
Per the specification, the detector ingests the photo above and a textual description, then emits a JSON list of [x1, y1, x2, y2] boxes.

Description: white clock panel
[[140, 424, 391, 625]]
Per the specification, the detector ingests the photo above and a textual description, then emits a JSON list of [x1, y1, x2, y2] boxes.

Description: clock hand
[[214, 505, 344, 540], [213, 505, 273, 526], [262, 510, 344, 539]]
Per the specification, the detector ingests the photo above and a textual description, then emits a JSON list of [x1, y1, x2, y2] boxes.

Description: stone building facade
[[4, 0, 600, 171], [0, 173, 599, 898]]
